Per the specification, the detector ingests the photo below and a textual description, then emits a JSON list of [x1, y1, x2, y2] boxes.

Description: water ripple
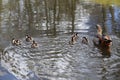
[[1, 34, 120, 80]]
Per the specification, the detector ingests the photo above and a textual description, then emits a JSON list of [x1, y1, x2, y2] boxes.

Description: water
[[1, 34, 120, 80], [0, 0, 120, 80]]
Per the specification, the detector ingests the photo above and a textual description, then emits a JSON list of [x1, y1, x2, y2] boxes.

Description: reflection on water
[[0, 0, 120, 80], [0, 0, 120, 37]]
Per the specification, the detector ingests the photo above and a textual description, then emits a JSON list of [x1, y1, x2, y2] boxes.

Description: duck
[[73, 33, 79, 41], [93, 24, 112, 57], [82, 37, 88, 44], [94, 24, 112, 46], [12, 38, 21, 46], [69, 33, 79, 45], [26, 35, 33, 42], [31, 40, 38, 48]]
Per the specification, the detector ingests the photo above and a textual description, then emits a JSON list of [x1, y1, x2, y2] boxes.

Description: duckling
[[31, 40, 38, 48], [73, 33, 79, 41], [69, 35, 76, 45], [82, 37, 88, 44], [69, 33, 79, 45], [12, 38, 16, 45], [12, 38, 21, 46], [26, 35, 33, 42]]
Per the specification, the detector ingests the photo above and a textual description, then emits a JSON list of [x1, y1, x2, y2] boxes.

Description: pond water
[[0, 0, 120, 80]]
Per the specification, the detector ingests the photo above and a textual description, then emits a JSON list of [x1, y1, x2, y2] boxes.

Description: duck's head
[[33, 40, 36, 43], [16, 39, 18, 42], [75, 33, 78, 36], [12, 38, 16, 44], [96, 24, 102, 29], [82, 37, 88, 44], [82, 37, 87, 41], [102, 34, 112, 45], [12, 38, 15, 40], [103, 38, 112, 46], [26, 35, 29, 38]]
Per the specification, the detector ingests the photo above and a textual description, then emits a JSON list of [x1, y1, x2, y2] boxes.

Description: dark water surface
[[0, 0, 120, 80]]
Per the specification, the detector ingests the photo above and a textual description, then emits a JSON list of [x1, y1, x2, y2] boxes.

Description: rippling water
[[0, 0, 120, 80], [1, 34, 120, 80]]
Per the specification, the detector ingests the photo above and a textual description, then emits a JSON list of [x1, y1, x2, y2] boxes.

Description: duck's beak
[[105, 40, 112, 43], [105, 40, 112, 46]]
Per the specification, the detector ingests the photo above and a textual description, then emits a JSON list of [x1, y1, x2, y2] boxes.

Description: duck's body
[[69, 35, 76, 45], [26, 35, 33, 42], [12, 38, 21, 46], [82, 37, 88, 44], [93, 24, 112, 57], [31, 40, 38, 48]]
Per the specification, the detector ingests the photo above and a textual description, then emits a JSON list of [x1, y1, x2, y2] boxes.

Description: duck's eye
[[104, 38, 107, 41], [105, 40, 112, 43], [107, 40, 112, 42]]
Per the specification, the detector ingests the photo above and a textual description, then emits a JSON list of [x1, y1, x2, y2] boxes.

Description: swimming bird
[[69, 33, 79, 45], [93, 24, 112, 57], [12, 38, 21, 46], [26, 35, 33, 42], [82, 37, 88, 45], [31, 40, 38, 48]]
